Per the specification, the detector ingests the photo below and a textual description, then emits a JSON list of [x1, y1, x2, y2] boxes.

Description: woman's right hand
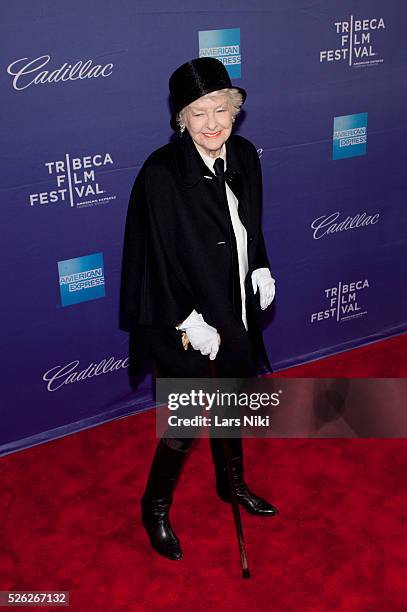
[[177, 310, 220, 360]]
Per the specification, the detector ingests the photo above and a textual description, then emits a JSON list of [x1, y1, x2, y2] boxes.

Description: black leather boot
[[210, 437, 278, 516], [141, 438, 189, 560]]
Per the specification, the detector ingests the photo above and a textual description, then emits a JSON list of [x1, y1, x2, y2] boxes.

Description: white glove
[[251, 268, 276, 310], [177, 310, 220, 360]]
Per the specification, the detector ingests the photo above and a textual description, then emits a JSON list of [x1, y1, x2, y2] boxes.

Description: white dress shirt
[[194, 142, 249, 330]]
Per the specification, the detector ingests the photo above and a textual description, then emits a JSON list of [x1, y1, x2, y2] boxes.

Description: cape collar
[[195, 141, 226, 172], [172, 129, 242, 190]]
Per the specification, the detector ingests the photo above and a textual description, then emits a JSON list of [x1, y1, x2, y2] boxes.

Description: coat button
[[248, 236, 254, 243]]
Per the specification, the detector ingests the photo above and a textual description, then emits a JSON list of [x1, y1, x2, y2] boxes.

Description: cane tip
[[242, 568, 251, 579]]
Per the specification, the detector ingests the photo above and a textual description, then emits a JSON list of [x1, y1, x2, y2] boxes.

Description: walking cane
[[208, 358, 251, 580], [181, 331, 251, 578]]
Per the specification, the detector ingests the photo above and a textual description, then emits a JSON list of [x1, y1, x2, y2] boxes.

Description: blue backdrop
[[1, 1, 406, 454]]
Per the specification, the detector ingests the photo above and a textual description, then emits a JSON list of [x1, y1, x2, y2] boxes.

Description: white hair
[[176, 88, 244, 130]]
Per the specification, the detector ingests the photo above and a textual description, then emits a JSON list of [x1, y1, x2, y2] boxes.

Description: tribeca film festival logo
[[311, 210, 380, 240], [333, 113, 368, 160], [311, 279, 370, 324], [199, 28, 241, 78], [58, 252, 105, 307], [6, 55, 113, 91], [43, 356, 129, 392], [319, 16, 386, 68], [29, 153, 116, 208]]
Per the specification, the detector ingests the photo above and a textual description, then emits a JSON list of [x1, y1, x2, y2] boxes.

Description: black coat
[[120, 129, 273, 375]]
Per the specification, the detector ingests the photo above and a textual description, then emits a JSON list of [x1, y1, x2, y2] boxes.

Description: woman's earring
[[232, 116, 236, 123], [180, 124, 185, 135]]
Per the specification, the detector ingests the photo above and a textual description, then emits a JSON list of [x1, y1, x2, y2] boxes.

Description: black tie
[[212, 157, 242, 323], [213, 157, 225, 177]]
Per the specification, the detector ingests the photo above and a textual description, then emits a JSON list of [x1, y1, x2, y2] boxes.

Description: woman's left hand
[[251, 268, 276, 310]]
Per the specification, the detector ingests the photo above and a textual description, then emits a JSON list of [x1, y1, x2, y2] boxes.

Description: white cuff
[[252, 267, 272, 280], [176, 309, 203, 330]]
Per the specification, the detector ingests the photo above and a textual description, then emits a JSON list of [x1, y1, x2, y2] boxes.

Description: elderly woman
[[120, 57, 277, 561]]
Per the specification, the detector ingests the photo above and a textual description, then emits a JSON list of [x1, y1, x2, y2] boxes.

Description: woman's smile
[[203, 131, 221, 138]]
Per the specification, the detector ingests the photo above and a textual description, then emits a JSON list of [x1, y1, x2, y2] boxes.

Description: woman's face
[[183, 92, 233, 158]]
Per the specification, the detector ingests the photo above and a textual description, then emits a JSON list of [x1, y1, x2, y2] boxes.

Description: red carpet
[[274, 333, 407, 378], [1, 334, 406, 611]]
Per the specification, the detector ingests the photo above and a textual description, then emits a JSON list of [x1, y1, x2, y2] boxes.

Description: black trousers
[[137, 325, 258, 452]]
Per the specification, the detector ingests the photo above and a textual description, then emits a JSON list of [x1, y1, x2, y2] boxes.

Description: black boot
[[210, 437, 278, 516], [141, 438, 189, 560]]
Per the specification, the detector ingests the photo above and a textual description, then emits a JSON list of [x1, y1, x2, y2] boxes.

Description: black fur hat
[[169, 57, 246, 131]]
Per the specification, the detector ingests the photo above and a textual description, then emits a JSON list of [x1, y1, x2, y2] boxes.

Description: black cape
[[120, 129, 273, 374]]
